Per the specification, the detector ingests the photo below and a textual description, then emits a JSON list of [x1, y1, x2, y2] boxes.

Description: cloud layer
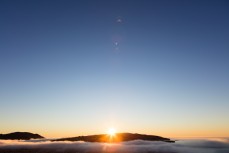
[[0, 138, 229, 153]]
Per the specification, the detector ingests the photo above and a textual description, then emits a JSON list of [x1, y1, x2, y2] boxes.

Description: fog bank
[[0, 138, 229, 153]]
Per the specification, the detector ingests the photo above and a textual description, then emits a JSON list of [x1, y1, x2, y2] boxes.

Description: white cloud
[[0, 138, 229, 153]]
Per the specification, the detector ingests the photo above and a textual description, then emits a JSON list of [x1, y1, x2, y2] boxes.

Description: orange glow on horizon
[[3, 126, 228, 138]]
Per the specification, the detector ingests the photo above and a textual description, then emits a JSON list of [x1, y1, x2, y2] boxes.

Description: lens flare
[[107, 128, 116, 136]]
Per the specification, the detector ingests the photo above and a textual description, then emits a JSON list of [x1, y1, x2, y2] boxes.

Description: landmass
[[0, 132, 44, 140], [0, 132, 175, 153], [54, 133, 175, 143]]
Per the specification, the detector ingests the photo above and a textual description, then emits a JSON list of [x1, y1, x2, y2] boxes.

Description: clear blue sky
[[0, 0, 229, 137]]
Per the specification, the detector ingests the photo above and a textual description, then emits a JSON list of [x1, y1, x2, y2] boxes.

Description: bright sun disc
[[107, 128, 116, 136]]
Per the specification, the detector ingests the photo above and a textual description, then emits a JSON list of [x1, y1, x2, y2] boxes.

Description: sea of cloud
[[0, 138, 229, 153]]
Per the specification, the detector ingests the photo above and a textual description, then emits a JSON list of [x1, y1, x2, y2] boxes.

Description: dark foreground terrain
[[0, 132, 44, 140], [54, 133, 174, 143]]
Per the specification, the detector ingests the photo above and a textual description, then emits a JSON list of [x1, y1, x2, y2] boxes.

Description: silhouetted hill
[[54, 133, 174, 143], [0, 132, 44, 140]]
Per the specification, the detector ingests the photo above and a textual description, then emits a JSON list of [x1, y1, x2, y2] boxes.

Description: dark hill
[[0, 132, 44, 140], [54, 133, 174, 143]]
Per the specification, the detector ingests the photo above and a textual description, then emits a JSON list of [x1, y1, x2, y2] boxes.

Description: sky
[[0, 0, 229, 138]]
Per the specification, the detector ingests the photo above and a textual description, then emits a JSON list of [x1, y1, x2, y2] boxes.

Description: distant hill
[[0, 132, 44, 140], [54, 133, 174, 143]]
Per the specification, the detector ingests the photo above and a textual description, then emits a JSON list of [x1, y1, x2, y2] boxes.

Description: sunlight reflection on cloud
[[0, 138, 229, 153]]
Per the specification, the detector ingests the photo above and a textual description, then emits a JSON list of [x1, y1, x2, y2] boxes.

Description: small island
[[0, 132, 44, 140], [54, 133, 175, 143]]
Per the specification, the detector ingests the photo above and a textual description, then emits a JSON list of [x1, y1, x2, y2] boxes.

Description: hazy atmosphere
[[1, 0, 229, 139], [1, 138, 229, 153]]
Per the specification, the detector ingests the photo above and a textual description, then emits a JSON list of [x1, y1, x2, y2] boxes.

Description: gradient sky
[[0, 0, 229, 138]]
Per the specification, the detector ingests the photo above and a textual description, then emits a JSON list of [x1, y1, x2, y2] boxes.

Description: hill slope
[[0, 132, 44, 140], [54, 133, 174, 143]]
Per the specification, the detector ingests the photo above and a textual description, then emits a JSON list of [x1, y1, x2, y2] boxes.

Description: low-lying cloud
[[0, 138, 229, 153]]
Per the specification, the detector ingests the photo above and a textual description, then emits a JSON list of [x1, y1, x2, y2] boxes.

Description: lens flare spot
[[107, 128, 116, 136]]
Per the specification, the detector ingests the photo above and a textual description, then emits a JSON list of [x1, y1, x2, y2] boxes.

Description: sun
[[107, 128, 116, 136]]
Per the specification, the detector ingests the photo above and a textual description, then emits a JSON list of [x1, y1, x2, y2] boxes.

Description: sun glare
[[107, 128, 116, 136]]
